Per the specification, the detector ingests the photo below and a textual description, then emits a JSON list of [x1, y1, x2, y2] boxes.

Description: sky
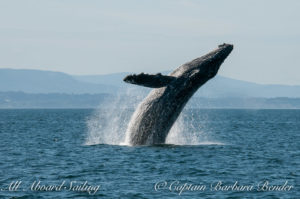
[[0, 0, 299, 85]]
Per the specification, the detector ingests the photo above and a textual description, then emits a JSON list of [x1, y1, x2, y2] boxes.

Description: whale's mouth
[[194, 43, 233, 79]]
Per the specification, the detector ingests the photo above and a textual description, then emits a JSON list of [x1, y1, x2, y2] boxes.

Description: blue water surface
[[0, 109, 299, 198]]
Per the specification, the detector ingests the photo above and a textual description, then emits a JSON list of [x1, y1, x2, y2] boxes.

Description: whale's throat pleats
[[123, 73, 176, 88]]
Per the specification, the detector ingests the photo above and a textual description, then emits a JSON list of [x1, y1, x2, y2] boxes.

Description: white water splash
[[165, 111, 224, 145], [85, 88, 145, 146], [85, 89, 224, 146]]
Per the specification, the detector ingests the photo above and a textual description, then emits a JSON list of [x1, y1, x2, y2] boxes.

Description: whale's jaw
[[124, 44, 234, 145]]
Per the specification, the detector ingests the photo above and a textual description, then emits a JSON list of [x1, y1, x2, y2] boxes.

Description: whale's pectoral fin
[[123, 73, 176, 88]]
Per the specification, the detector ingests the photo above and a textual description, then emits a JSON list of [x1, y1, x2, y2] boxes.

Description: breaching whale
[[123, 43, 233, 145]]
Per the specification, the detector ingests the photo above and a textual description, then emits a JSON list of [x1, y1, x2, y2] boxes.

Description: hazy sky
[[0, 0, 299, 85]]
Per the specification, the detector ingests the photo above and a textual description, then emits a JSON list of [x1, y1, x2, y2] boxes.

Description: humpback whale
[[123, 43, 233, 145]]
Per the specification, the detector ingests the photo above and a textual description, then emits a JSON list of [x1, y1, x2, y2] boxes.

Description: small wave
[[192, 141, 226, 145], [163, 141, 226, 146], [84, 141, 130, 146]]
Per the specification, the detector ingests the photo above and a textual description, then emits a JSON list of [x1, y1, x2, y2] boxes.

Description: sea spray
[[165, 110, 222, 145], [85, 88, 223, 146], [85, 87, 146, 145]]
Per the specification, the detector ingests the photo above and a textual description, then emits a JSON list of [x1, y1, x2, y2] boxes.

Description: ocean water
[[0, 109, 299, 198]]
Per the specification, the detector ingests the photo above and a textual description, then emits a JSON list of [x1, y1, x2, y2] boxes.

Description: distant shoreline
[[1, 91, 300, 109]]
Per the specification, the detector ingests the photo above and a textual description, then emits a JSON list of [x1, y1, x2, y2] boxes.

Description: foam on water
[[85, 89, 223, 146]]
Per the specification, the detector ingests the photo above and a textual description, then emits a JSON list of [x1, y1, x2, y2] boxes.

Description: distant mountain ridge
[[1, 68, 300, 98], [0, 68, 116, 94]]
